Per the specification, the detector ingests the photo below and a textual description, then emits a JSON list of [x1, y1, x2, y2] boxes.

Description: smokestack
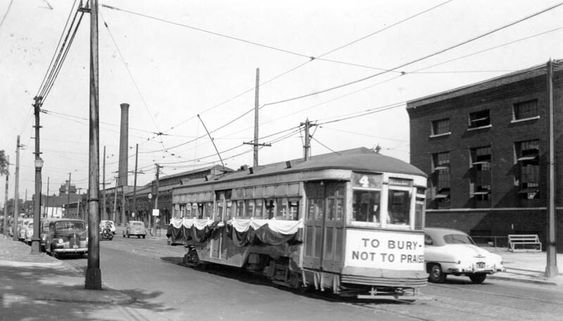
[[118, 103, 129, 187]]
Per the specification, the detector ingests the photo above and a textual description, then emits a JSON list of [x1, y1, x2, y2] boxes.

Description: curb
[[488, 274, 559, 286]]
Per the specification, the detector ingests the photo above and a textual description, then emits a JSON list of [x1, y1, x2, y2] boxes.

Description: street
[[52, 236, 563, 321]]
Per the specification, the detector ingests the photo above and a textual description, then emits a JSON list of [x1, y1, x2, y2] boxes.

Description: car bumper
[[53, 248, 88, 253], [444, 263, 504, 274]]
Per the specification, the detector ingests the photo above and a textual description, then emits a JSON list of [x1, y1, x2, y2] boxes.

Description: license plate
[[476, 262, 485, 269]]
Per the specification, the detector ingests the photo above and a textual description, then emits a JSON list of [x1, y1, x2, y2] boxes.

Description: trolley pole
[[545, 59, 558, 278], [85, 0, 102, 290]]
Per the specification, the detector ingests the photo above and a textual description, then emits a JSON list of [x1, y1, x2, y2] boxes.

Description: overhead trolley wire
[[261, 1, 563, 108], [37, 1, 84, 104]]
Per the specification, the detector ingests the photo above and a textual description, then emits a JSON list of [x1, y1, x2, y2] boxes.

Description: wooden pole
[[85, 0, 102, 290]]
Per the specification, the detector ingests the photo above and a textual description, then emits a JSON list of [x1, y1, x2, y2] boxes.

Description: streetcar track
[[430, 282, 563, 305]]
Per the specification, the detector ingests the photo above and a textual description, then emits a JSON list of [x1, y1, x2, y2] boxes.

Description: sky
[[1, 0, 562, 205]]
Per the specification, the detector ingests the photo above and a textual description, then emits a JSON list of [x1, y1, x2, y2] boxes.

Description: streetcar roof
[[179, 147, 425, 186]]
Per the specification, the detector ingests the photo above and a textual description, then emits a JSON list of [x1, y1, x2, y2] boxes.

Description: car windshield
[[131, 222, 144, 227], [443, 233, 476, 245], [54, 221, 86, 234]]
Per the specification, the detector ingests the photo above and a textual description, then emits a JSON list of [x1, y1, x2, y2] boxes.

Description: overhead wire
[[101, 12, 165, 150], [37, 1, 84, 104], [261, 1, 563, 108], [103, 0, 453, 140]]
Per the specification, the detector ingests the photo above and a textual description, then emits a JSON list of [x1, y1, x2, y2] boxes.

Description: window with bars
[[513, 99, 538, 120], [431, 118, 450, 136], [468, 110, 491, 129], [432, 152, 450, 207], [515, 139, 540, 200], [470, 146, 492, 205]]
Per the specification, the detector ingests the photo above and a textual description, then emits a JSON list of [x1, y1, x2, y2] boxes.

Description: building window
[[515, 139, 540, 200], [470, 146, 491, 207], [431, 118, 450, 136], [513, 99, 538, 121], [432, 152, 450, 208], [468, 110, 490, 129]]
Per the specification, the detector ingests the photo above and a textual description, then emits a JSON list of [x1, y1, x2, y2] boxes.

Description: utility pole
[[3, 156, 9, 236], [67, 172, 72, 217], [132, 144, 138, 218], [301, 119, 316, 161], [102, 145, 106, 220], [112, 177, 117, 222], [31, 96, 44, 254], [13, 136, 20, 241], [153, 163, 162, 236], [545, 59, 558, 278], [243, 68, 270, 167], [85, 0, 102, 290]]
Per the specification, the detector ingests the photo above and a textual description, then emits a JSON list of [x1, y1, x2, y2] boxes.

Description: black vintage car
[[45, 219, 88, 258]]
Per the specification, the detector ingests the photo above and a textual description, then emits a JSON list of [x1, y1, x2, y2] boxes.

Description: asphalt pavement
[[0, 232, 562, 308]]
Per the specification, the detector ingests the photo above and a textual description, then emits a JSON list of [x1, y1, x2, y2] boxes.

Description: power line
[[105, 1, 453, 141], [0, 0, 14, 32], [101, 13, 165, 148], [262, 2, 563, 107]]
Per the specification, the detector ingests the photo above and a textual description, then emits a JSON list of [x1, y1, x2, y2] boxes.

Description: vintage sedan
[[123, 220, 147, 239], [424, 227, 504, 284], [45, 219, 88, 258]]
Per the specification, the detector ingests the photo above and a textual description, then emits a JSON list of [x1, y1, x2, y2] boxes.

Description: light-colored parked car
[[424, 227, 504, 284], [123, 220, 147, 239], [24, 222, 34, 245], [99, 220, 116, 234], [18, 218, 33, 242]]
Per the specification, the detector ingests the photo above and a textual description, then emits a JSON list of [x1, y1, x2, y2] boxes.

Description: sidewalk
[[485, 246, 563, 286], [0, 234, 133, 305]]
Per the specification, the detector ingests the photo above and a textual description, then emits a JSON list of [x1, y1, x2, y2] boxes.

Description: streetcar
[[167, 147, 428, 299]]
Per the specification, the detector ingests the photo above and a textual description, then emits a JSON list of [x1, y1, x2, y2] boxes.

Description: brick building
[[407, 60, 563, 248]]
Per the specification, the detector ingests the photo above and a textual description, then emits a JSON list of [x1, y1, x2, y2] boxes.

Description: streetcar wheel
[[469, 273, 487, 284], [428, 263, 446, 283]]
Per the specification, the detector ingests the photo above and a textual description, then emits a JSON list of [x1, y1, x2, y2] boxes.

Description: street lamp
[[30, 157, 43, 254]]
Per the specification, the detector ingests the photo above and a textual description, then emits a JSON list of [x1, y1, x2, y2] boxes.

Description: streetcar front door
[[303, 181, 345, 272]]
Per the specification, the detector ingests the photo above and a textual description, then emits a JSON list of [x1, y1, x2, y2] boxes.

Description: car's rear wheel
[[428, 263, 446, 283], [469, 273, 487, 284]]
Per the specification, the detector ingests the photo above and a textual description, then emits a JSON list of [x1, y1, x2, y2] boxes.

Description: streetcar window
[[289, 200, 299, 220], [245, 200, 255, 218], [191, 203, 198, 218], [235, 201, 244, 218], [415, 198, 425, 230], [387, 190, 411, 225], [204, 203, 213, 219], [255, 200, 264, 218], [265, 200, 275, 219], [277, 199, 288, 220], [352, 190, 380, 223], [308, 198, 324, 220]]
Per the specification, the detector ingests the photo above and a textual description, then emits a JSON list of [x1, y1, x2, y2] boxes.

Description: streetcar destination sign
[[345, 229, 424, 270]]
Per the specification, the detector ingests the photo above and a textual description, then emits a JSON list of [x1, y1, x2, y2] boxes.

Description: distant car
[[24, 222, 34, 245], [123, 221, 147, 239], [99, 220, 116, 234], [40, 219, 55, 252], [18, 218, 33, 242], [45, 219, 88, 259], [424, 227, 504, 284]]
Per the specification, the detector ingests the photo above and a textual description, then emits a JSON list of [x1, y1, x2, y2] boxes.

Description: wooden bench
[[508, 234, 542, 252]]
